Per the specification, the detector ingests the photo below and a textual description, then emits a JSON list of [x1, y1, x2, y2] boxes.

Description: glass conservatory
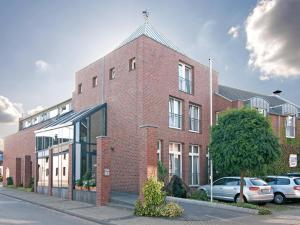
[[35, 103, 107, 197]]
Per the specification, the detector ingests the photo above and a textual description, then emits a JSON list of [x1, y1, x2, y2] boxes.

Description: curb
[[166, 196, 259, 215], [0, 190, 114, 225]]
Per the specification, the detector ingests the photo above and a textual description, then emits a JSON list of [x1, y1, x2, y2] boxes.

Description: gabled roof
[[218, 85, 299, 109], [118, 22, 182, 54]]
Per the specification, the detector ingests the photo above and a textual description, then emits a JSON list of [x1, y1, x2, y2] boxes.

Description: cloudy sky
[[0, 0, 300, 146]]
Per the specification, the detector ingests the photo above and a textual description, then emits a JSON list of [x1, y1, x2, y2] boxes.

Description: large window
[[37, 157, 49, 187], [169, 142, 182, 178], [189, 104, 200, 132], [178, 63, 192, 94], [169, 97, 182, 129], [52, 152, 69, 188], [286, 115, 296, 138], [189, 145, 199, 186]]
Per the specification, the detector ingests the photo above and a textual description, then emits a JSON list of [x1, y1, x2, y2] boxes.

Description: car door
[[265, 177, 278, 192], [223, 178, 240, 201], [212, 178, 226, 200]]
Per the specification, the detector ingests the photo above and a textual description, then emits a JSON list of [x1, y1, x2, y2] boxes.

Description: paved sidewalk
[[1, 187, 300, 225]]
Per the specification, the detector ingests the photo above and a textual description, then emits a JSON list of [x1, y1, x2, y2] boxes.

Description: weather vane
[[142, 10, 150, 23]]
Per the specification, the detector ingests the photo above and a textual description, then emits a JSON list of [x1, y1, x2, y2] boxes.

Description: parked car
[[198, 177, 273, 204], [264, 176, 300, 204], [284, 172, 300, 178]]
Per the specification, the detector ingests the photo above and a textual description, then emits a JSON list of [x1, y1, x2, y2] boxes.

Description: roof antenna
[[142, 10, 150, 23]]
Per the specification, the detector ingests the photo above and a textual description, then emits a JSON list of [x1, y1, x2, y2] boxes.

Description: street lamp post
[[209, 58, 213, 202]]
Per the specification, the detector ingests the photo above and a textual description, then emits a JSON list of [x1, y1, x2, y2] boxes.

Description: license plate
[[261, 189, 270, 193]]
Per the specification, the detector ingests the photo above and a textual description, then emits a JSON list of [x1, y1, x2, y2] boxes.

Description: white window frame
[[255, 107, 267, 117], [169, 142, 182, 179], [157, 140, 162, 161], [189, 104, 200, 132], [169, 97, 182, 129], [286, 115, 296, 138], [178, 62, 192, 94], [189, 145, 200, 186]]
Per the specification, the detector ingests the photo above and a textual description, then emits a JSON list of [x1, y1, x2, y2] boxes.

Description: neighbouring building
[[0, 150, 3, 177], [3, 21, 299, 205]]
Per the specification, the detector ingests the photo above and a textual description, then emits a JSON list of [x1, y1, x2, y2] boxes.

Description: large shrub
[[189, 190, 208, 201], [6, 176, 13, 185], [157, 161, 168, 182], [134, 177, 183, 217], [165, 175, 190, 198]]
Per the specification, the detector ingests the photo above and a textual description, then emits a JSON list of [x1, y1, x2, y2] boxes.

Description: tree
[[210, 109, 281, 203]]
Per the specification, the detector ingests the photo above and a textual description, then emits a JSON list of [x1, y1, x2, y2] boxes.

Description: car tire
[[274, 193, 285, 205], [234, 194, 247, 203]]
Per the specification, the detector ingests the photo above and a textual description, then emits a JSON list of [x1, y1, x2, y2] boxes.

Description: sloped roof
[[218, 85, 298, 108], [35, 103, 106, 133], [118, 22, 182, 54]]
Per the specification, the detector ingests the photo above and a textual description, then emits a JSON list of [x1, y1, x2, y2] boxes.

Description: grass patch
[[5, 185, 33, 192], [229, 202, 272, 215]]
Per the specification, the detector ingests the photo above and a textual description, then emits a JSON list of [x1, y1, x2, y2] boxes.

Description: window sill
[[179, 89, 193, 95], [169, 126, 182, 130], [286, 136, 295, 139], [189, 130, 200, 133]]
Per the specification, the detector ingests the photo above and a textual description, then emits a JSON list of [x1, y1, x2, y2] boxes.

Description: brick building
[[3, 22, 299, 205]]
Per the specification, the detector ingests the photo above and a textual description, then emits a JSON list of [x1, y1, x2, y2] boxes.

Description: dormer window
[[129, 57, 136, 71], [286, 115, 296, 138]]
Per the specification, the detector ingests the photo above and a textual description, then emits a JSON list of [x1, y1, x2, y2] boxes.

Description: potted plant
[[82, 179, 90, 191], [89, 179, 96, 191], [75, 178, 83, 190]]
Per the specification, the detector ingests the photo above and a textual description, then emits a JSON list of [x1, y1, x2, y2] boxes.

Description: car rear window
[[250, 179, 267, 186], [294, 178, 300, 185]]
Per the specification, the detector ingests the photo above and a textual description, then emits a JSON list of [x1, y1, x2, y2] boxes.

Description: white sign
[[289, 154, 298, 168], [104, 168, 110, 176]]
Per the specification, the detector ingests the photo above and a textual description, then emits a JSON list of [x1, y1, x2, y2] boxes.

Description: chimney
[[273, 90, 282, 95]]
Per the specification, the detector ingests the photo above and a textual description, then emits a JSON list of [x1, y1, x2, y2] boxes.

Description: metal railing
[[169, 113, 182, 129], [189, 118, 200, 132], [179, 77, 192, 94]]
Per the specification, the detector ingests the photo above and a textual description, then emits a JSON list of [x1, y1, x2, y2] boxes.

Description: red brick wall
[[3, 124, 41, 186], [72, 35, 218, 192]]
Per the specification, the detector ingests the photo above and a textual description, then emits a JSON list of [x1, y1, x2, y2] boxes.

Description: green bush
[[0, 175, 3, 182], [75, 178, 83, 186], [232, 202, 272, 215], [160, 202, 183, 217], [6, 176, 13, 185], [189, 190, 208, 201], [165, 175, 189, 198], [134, 177, 183, 217], [157, 161, 168, 182]]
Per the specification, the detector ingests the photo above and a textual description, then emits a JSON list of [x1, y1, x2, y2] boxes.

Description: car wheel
[[234, 194, 247, 203], [274, 193, 285, 205]]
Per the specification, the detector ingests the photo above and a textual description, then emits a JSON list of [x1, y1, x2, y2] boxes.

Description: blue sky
[[0, 0, 300, 141]]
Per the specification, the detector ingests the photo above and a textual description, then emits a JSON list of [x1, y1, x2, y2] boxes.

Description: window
[[109, 67, 116, 80], [178, 63, 192, 94], [63, 167, 66, 176], [129, 57, 136, 71], [189, 145, 199, 186], [276, 178, 290, 185], [157, 140, 162, 161], [46, 169, 49, 176], [63, 153, 66, 160], [169, 97, 182, 129], [286, 115, 296, 138], [214, 178, 225, 186], [255, 108, 267, 117], [55, 168, 58, 176], [169, 142, 182, 178], [92, 76, 98, 87], [215, 112, 220, 125], [224, 178, 239, 186], [78, 83, 82, 94], [189, 104, 200, 132]]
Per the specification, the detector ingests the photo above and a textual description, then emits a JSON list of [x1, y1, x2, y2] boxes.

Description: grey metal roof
[[118, 22, 182, 54], [36, 103, 106, 132], [218, 85, 298, 108]]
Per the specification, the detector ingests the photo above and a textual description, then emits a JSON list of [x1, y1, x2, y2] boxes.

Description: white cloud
[[0, 96, 23, 123], [245, 0, 300, 79], [228, 26, 240, 38], [35, 60, 49, 72], [28, 106, 44, 116]]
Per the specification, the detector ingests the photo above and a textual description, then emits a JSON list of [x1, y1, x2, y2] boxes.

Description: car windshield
[[250, 178, 267, 186], [294, 178, 300, 185]]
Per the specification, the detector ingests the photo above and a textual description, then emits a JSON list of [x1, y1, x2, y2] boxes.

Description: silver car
[[265, 176, 300, 204], [199, 177, 273, 203]]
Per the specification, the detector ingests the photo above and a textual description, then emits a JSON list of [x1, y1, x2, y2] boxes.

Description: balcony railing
[[179, 77, 192, 94], [169, 113, 182, 129], [189, 117, 200, 132]]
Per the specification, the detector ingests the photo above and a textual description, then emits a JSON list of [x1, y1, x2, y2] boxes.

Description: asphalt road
[[0, 193, 99, 225]]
